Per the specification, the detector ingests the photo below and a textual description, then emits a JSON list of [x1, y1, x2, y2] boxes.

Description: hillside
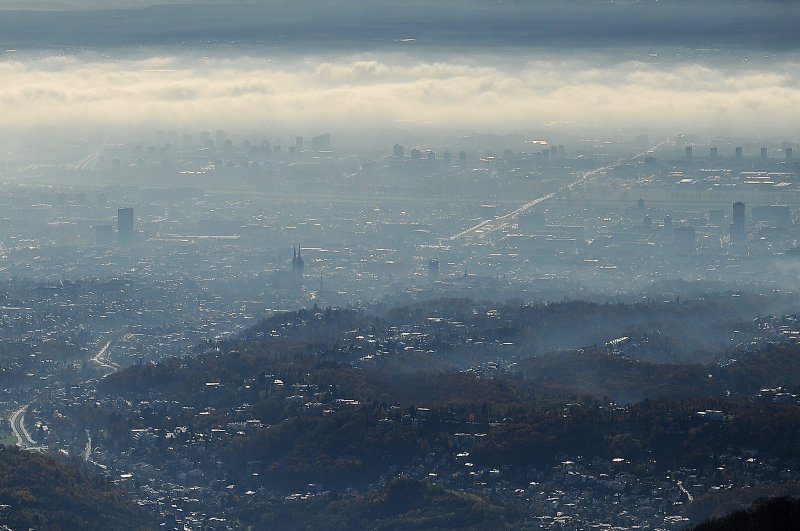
[[24, 296, 800, 528], [0, 446, 153, 530]]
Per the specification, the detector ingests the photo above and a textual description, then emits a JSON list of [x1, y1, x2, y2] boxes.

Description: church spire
[[292, 244, 304, 276]]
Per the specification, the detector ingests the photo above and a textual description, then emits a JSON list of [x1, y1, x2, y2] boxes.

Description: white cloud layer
[[1, 53, 799, 136]]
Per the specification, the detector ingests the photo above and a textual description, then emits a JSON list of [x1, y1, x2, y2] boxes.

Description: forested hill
[[0, 446, 153, 530], [104, 293, 800, 402], [692, 496, 800, 531], [245, 292, 796, 364], [31, 294, 800, 528]]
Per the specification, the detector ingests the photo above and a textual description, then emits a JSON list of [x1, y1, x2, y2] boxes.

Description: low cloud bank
[[1, 53, 799, 138]]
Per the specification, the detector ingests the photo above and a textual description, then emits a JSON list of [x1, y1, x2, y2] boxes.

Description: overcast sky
[[1, 1, 798, 51], [0, 0, 798, 143]]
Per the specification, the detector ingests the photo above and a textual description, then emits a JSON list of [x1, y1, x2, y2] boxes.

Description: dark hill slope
[[0, 446, 153, 530]]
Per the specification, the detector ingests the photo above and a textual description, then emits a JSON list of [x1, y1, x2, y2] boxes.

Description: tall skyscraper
[[731, 202, 745, 242], [761, 147, 768, 161], [311, 133, 331, 152], [710, 146, 718, 159], [732, 201, 745, 225], [118, 208, 134, 246], [215, 129, 226, 146], [685, 146, 693, 161], [786, 147, 793, 161], [735, 147, 743, 160]]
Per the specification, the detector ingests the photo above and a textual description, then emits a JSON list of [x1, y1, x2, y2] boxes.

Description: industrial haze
[[1, 1, 800, 530]]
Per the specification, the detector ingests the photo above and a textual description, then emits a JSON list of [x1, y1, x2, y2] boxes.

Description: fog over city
[[2, 53, 800, 139], [2, 1, 800, 530]]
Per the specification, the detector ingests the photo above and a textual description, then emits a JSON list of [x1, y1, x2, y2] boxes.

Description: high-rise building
[[710, 146, 718, 159], [117, 208, 134, 245], [732, 201, 745, 226], [685, 146, 693, 161], [296, 136, 304, 151], [393, 144, 404, 158], [735, 147, 743, 160], [786, 147, 793, 161], [311, 134, 331, 152], [731, 201, 745, 242], [761, 147, 768, 161]]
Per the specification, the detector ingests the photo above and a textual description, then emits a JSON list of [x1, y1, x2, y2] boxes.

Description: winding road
[[676, 480, 694, 502], [9, 337, 121, 450], [10, 403, 40, 449], [90, 338, 121, 375]]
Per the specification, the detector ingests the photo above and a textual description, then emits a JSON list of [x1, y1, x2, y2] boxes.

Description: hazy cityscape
[[1, 0, 800, 530]]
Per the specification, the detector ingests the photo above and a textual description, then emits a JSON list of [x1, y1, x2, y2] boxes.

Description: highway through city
[[677, 480, 694, 503], [448, 164, 614, 242], [10, 403, 39, 449], [90, 337, 121, 375], [9, 337, 121, 450], [448, 141, 669, 243]]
